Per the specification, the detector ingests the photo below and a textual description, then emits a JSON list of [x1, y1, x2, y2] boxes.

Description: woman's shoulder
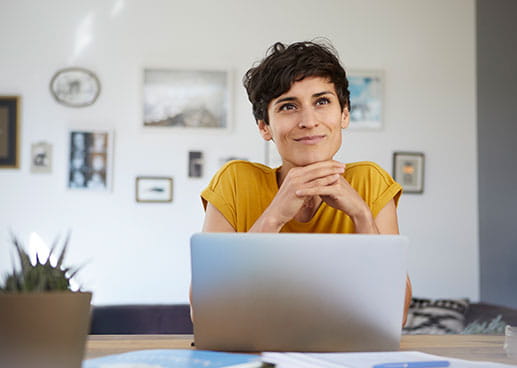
[[345, 160, 386, 172], [344, 161, 394, 184], [218, 160, 275, 174], [210, 160, 275, 184]]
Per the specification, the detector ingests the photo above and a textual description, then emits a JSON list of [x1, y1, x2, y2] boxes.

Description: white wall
[[0, 0, 478, 305]]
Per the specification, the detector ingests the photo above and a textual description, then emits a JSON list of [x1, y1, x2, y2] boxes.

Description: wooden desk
[[86, 334, 517, 365]]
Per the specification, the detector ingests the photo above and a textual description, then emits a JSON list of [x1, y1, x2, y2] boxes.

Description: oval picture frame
[[49, 67, 101, 107]]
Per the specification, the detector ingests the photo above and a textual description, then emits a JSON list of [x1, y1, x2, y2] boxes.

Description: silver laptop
[[190, 233, 409, 352]]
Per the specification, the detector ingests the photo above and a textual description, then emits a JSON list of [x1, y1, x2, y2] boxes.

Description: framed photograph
[[50, 67, 101, 107], [188, 151, 204, 178], [393, 152, 425, 194], [136, 176, 173, 203], [30, 141, 52, 174], [68, 129, 113, 190], [143, 69, 230, 130], [0, 96, 20, 168], [348, 70, 384, 130]]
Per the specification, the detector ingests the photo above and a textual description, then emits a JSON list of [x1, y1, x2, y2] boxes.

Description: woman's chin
[[285, 155, 334, 167]]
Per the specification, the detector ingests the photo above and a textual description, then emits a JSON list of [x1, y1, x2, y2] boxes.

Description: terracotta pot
[[0, 291, 92, 368]]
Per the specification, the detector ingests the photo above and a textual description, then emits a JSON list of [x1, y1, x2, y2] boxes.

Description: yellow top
[[201, 160, 402, 233]]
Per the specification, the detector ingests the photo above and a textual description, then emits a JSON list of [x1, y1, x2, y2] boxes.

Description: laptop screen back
[[190, 232, 409, 352]]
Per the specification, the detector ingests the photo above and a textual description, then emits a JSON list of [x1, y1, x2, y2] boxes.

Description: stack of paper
[[262, 351, 517, 368], [84, 349, 517, 368]]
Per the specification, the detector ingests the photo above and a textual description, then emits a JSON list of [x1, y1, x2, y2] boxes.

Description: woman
[[199, 40, 411, 322]]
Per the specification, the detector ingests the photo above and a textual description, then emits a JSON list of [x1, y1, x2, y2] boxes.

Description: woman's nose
[[297, 108, 319, 128]]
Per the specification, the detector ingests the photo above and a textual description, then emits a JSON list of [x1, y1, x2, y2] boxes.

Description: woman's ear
[[258, 120, 273, 141], [341, 106, 350, 129]]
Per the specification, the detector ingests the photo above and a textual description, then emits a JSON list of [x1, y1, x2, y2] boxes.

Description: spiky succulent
[[0, 233, 81, 293]]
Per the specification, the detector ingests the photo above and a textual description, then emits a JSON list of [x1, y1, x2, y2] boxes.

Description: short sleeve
[[345, 161, 402, 218], [201, 161, 238, 228]]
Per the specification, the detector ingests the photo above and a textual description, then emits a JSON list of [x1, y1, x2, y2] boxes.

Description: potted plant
[[0, 233, 92, 368]]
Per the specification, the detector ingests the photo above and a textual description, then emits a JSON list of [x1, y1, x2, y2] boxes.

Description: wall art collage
[[1, 66, 252, 204], [1, 67, 425, 198]]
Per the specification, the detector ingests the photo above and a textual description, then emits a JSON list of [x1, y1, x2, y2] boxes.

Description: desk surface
[[86, 334, 517, 365]]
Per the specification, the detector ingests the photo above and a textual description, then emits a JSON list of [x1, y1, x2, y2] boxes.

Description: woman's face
[[258, 76, 349, 168]]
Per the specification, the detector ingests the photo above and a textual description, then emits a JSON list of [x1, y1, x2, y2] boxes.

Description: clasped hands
[[263, 160, 373, 230]]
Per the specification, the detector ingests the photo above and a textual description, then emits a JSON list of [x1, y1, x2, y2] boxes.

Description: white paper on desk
[[262, 351, 517, 368]]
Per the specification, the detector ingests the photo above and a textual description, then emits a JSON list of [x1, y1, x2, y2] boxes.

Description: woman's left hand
[[294, 162, 378, 233], [294, 163, 367, 218]]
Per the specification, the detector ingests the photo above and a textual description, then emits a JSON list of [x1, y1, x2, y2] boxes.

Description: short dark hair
[[243, 40, 350, 124]]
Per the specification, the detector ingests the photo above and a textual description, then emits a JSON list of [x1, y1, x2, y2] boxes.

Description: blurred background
[[0, 0, 515, 309]]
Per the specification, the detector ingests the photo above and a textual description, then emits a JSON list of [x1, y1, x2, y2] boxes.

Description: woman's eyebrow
[[273, 91, 335, 106], [312, 91, 335, 98], [273, 96, 297, 106]]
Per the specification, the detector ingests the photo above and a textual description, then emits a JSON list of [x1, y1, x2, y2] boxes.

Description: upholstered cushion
[[466, 302, 517, 326], [90, 304, 193, 334], [403, 298, 469, 334]]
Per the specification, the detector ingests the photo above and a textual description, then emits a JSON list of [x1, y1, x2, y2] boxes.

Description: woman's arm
[[202, 203, 236, 232], [192, 204, 235, 321], [202, 201, 289, 233], [375, 199, 412, 326], [374, 199, 399, 234]]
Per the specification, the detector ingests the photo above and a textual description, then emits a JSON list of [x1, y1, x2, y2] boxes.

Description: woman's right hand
[[250, 160, 345, 232]]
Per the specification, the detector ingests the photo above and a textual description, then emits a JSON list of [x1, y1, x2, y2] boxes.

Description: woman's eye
[[279, 103, 296, 111], [316, 97, 330, 106]]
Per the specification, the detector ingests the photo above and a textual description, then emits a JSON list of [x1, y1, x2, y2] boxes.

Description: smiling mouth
[[294, 135, 326, 144]]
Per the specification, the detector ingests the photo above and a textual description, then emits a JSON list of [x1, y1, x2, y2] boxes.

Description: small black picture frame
[[393, 152, 425, 194], [188, 151, 204, 178], [136, 176, 173, 203], [0, 96, 20, 168]]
